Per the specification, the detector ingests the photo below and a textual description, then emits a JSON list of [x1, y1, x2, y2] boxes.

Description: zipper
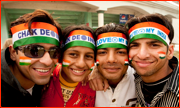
[[64, 102, 66, 107]]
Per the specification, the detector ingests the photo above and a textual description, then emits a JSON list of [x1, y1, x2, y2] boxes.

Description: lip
[[70, 68, 86, 76], [104, 67, 120, 73], [135, 61, 153, 67], [34, 68, 52, 76]]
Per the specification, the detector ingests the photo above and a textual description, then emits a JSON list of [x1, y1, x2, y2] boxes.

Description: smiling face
[[62, 46, 94, 83], [11, 43, 58, 86], [96, 48, 128, 84], [129, 38, 174, 82]]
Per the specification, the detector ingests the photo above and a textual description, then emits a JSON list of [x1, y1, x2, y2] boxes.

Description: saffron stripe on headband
[[63, 30, 95, 50], [11, 22, 58, 34], [11, 22, 59, 48], [96, 32, 127, 49], [129, 22, 170, 46]]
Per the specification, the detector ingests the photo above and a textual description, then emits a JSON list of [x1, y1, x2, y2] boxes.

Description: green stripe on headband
[[97, 43, 127, 50], [130, 34, 167, 45], [13, 36, 59, 48], [64, 41, 95, 50]]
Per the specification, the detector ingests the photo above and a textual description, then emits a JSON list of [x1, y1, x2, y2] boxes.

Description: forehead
[[65, 46, 94, 53]]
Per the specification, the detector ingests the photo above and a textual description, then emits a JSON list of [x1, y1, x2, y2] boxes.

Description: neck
[[108, 74, 125, 88], [9, 64, 35, 90]]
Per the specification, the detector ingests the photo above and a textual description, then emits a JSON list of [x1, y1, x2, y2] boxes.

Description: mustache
[[131, 58, 154, 62]]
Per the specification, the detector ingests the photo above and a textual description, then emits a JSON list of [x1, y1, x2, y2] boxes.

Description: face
[[62, 46, 94, 83], [11, 43, 58, 85], [96, 48, 128, 84], [129, 38, 174, 82]]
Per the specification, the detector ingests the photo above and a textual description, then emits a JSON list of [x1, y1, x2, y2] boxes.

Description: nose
[[137, 45, 150, 60], [39, 52, 53, 66], [107, 51, 117, 63], [75, 55, 86, 68]]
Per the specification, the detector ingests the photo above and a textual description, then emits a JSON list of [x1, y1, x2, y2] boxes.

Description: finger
[[89, 80, 95, 91], [103, 79, 109, 92], [92, 78, 98, 90], [96, 78, 104, 91]]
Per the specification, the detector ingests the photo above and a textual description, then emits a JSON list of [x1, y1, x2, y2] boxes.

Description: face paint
[[129, 55, 132, 62], [158, 51, 166, 59], [62, 59, 71, 67], [19, 56, 31, 65], [124, 59, 129, 65], [96, 60, 99, 66], [90, 63, 94, 71]]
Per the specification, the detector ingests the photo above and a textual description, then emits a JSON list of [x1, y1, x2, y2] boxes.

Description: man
[[1, 9, 62, 107], [89, 23, 137, 107], [125, 13, 179, 107]]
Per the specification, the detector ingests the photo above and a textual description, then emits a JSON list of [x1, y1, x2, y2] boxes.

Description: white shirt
[[95, 66, 137, 107]]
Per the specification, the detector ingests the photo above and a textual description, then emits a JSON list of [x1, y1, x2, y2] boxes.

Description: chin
[[34, 78, 50, 85]]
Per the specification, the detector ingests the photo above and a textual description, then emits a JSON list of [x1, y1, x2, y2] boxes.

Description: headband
[[63, 30, 95, 50], [96, 32, 127, 49], [128, 22, 170, 46], [11, 22, 59, 48]]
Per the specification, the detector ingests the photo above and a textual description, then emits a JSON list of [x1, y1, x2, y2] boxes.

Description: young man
[[89, 23, 137, 107], [125, 13, 179, 107], [1, 9, 62, 107]]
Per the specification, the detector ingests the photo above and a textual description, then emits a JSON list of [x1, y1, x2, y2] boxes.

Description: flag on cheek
[[158, 51, 166, 59], [124, 59, 129, 65], [62, 60, 71, 67], [129, 55, 132, 62], [90, 63, 94, 71], [96, 60, 99, 66], [19, 56, 31, 65]]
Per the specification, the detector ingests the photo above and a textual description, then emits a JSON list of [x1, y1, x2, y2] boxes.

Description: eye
[[151, 44, 160, 47], [85, 55, 94, 59], [129, 44, 138, 48], [117, 51, 127, 55], [97, 51, 107, 55], [69, 53, 78, 57]]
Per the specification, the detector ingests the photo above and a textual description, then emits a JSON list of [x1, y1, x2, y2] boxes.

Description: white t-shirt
[[95, 66, 137, 107]]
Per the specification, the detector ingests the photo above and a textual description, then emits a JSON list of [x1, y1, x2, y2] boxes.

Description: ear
[[167, 44, 174, 60], [9, 45, 17, 61]]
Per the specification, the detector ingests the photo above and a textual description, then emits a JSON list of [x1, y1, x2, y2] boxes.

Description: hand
[[89, 65, 109, 92]]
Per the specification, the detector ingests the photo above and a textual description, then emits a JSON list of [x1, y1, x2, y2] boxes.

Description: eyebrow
[[68, 50, 94, 54], [147, 40, 163, 44]]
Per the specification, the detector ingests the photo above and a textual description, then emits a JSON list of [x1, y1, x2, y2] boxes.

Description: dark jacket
[[1, 48, 43, 107]]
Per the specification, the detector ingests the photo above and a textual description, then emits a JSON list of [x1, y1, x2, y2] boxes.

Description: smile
[[135, 61, 153, 67], [72, 69, 85, 73], [35, 68, 50, 73]]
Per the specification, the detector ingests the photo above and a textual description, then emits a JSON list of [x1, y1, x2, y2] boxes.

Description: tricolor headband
[[129, 22, 170, 46], [63, 30, 95, 50], [96, 32, 127, 49], [11, 22, 59, 48]]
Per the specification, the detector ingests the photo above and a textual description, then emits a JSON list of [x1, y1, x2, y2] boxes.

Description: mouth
[[70, 68, 86, 75], [34, 68, 51, 75], [104, 67, 120, 73], [135, 61, 153, 67]]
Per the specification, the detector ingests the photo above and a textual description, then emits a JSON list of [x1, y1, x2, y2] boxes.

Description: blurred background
[[1, 1, 179, 59]]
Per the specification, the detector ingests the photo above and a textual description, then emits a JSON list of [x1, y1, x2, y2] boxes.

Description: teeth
[[35, 69, 49, 73], [73, 69, 84, 73]]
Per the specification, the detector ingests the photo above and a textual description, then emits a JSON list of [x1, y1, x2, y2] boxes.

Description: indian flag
[[158, 51, 166, 59], [124, 59, 129, 65], [90, 63, 94, 71], [96, 60, 99, 66], [129, 55, 132, 62], [62, 60, 70, 67], [19, 56, 31, 65]]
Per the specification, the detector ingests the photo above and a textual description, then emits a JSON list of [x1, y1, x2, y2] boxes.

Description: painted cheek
[[62, 59, 71, 67], [157, 51, 166, 59], [124, 59, 129, 65], [19, 56, 32, 65]]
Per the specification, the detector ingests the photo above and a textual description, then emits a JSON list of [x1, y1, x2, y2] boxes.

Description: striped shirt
[[134, 56, 179, 107]]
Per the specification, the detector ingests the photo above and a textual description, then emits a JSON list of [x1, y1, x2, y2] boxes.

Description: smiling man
[[125, 13, 179, 107], [1, 9, 62, 107], [90, 23, 137, 107]]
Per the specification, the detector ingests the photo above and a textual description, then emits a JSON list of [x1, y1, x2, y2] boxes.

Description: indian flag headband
[[63, 30, 95, 50], [96, 32, 128, 50], [11, 22, 59, 48], [128, 22, 170, 46]]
